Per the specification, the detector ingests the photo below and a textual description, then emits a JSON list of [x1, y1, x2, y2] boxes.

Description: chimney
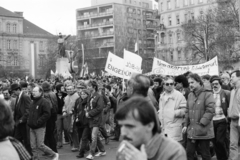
[[14, 12, 23, 17]]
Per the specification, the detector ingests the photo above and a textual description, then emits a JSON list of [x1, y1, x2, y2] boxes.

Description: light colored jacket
[[158, 89, 186, 141], [63, 92, 79, 114]]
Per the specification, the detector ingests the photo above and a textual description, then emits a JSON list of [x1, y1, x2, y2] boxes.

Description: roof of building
[[0, 6, 53, 37], [0, 6, 22, 18], [23, 19, 53, 36]]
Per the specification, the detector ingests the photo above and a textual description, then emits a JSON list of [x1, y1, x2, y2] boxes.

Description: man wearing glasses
[[209, 75, 230, 160], [158, 77, 187, 145]]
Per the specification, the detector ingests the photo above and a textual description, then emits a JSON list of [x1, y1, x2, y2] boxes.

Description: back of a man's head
[[115, 96, 160, 135], [0, 99, 14, 139], [128, 74, 150, 97]]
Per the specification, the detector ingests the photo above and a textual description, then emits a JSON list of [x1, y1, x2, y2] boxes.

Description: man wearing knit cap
[[20, 81, 28, 94], [210, 75, 230, 160], [42, 81, 58, 152]]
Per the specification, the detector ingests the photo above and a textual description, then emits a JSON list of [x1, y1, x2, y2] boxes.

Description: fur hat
[[10, 83, 21, 91]]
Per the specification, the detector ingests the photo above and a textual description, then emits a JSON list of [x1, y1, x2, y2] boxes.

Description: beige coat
[[158, 89, 186, 141]]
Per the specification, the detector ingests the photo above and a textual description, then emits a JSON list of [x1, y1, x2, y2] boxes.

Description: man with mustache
[[115, 96, 186, 160], [210, 75, 230, 160], [182, 73, 215, 160]]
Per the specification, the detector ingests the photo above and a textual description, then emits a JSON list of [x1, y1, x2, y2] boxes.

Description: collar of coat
[[193, 87, 205, 97]]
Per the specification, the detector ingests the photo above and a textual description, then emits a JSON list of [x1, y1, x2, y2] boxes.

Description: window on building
[[190, 13, 194, 21], [7, 40, 11, 49], [176, 0, 180, 8], [200, 11, 204, 19], [169, 33, 173, 43], [176, 15, 180, 24], [6, 23, 11, 32], [170, 51, 174, 61], [161, 33, 165, 44], [177, 32, 181, 41], [129, 0, 132, 4], [40, 41, 44, 50], [199, 0, 203, 3], [160, 2, 163, 11], [185, 14, 188, 22], [178, 50, 181, 60], [13, 40, 17, 49], [13, 24, 17, 33], [184, 0, 188, 6], [167, 1, 171, 10], [190, 0, 194, 5], [39, 56, 45, 67], [168, 17, 172, 26], [13, 56, 18, 66]]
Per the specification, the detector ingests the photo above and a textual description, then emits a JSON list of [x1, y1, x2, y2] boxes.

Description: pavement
[[39, 140, 120, 160], [38, 140, 240, 160]]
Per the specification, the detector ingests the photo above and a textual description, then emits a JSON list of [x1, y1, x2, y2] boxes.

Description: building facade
[[155, 0, 217, 65], [0, 7, 54, 78], [76, 2, 159, 73], [91, 0, 153, 9]]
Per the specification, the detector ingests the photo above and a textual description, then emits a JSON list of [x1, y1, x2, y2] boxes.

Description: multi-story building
[[91, 0, 153, 9], [0, 6, 54, 78], [76, 1, 159, 73], [155, 0, 217, 65]]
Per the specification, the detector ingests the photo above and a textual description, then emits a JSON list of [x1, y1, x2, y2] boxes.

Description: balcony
[[145, 44, 155, 49], [145, 15, 157, 20], [77, 10, 113, 19], [100, 42, 114, 48], [79, 31, 114, 39], [146, 33, 155, 39], [146, 24, 158, 30], [77, 21, 114, 30]]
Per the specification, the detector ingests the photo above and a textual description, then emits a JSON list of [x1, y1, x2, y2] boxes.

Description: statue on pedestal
[[57, 33, 71, 57]]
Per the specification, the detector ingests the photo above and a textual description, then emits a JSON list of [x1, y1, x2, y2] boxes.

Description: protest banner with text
[[105, 52, 132, 79], [151, 57, 219, 76]]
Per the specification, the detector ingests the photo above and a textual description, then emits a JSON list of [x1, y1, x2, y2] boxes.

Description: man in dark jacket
[[11, 83, 32, 155], [42, 81, 58, 153], [182, 73, 215, 160], [85, 80, 106, 160], [27, 86, 59, 160]]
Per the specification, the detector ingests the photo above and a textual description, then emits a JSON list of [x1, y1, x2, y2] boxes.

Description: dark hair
[[128, 74, 150, 97], [0, 99, 14, 139], [188, 73, 203, 86], [115, 96, 160, 135], [89, 80, 98, 91], [56, 83, 64, 93], [201, 74, 211, 81], [149, 78, 154, 86], [230, 70, 240, 77], [153, 77, 162, 85], [105, 85, 111, 92], [175, 75, 189, 88]]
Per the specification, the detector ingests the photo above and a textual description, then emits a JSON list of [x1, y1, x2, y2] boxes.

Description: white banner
[[123, 49, 142, 74], [105, 52, 132, 79], [151, 57, 219, 76]]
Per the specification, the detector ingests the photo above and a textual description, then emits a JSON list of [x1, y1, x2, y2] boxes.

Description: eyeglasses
[[165, 83, 174, 86]]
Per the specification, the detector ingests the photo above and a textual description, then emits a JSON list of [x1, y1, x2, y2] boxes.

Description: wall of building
[[91, 0, 153, 9], [156, 0, 217, 65]]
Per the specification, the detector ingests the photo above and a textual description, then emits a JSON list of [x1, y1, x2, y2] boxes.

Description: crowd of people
[[0, 70, 240, 160]]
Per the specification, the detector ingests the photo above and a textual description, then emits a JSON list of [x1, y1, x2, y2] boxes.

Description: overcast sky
[[1, 0, 91, 35], [1, 0, 157, 36]]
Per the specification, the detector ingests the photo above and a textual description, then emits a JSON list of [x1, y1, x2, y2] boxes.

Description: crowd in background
[[0, 70, 240, 160]]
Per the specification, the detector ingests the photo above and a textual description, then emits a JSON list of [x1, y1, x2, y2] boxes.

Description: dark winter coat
[[87, 92, 104, 128], [74, 97, 89, 127], [184, 87, 215, 140], [27, 96, 51, 129]]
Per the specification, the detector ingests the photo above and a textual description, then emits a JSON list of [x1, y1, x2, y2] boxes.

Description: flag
[[134, 42, 138, 52], [50, 70, 55, 75]]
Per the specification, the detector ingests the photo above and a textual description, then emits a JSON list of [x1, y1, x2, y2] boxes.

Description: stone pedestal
[[56, 58, 72, 77]]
